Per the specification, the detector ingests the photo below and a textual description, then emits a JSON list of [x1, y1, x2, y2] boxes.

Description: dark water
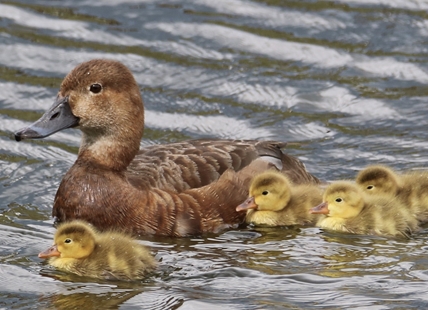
[[1, 0, 428, 308]]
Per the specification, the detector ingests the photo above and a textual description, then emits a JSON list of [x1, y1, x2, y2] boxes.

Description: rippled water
[[2, 0, 428, 308]]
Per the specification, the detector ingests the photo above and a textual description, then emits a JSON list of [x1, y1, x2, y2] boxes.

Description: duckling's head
[[310, 181, 364, 220], [356, 165, 401, 196], [39, 220, 96, 259], [236, 170, 291, 212]]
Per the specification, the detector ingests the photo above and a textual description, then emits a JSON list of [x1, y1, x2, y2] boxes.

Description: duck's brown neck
[[78, 130, 142, 171]]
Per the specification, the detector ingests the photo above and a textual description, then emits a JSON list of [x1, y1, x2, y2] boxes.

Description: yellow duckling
[[39, 220, 156, 281], [236, 170, 323, 226], [356, 165, 428, 224], [355, 165, 403, 196], [309, 181, 419, 238]]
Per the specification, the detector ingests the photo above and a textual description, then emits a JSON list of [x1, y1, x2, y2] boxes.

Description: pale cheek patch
[[81, 135, 127, 169], [84, 136, 116, 154]]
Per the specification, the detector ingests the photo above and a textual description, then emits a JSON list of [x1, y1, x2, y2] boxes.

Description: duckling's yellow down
[[356, 164, 428, 224], [310, 181, 419, 238], [237, 170, 323, 226], [39, 220, 156, 281]]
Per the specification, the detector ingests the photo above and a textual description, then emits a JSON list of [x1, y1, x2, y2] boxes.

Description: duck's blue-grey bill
[[14, 96, 79, 141]]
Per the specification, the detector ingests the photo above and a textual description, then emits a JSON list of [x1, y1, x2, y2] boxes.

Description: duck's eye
[[89, 83, 102, 94], [64, 238, 72, 244], [335, 198, 343, 203], [367, 185, 374, 190], [262, 191, 269, 195]]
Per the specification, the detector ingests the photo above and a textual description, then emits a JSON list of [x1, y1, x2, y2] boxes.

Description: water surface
[[1, 0, 428, 309]]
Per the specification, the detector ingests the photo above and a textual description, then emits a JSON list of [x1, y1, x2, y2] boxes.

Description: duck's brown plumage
[[356, 165, 428, 224], [14, 59, 319, 237], [236, 170, 323, 226], [310, 181, 420, 238], [39, 220, 156, 281]]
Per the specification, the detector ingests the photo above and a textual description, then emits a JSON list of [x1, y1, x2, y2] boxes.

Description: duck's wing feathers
[[126, 139, 318, 192]]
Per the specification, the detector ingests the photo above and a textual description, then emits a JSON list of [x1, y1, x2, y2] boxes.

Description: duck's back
[[126, 139, 319, 192]]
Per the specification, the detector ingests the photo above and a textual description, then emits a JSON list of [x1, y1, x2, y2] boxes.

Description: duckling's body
[[356, 165, 428, 224], [236, 170, 323, 226], [310, 181, 419, 238], [39, 221, 156, 281], [402, 171, 428, 223]]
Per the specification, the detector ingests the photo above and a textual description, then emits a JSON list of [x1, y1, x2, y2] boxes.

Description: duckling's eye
[[64, 238, 72, 244], [335, 198, 343, 203], [262, 191, 269, 195], [89, 83, 102, 94], [367, 185, 374, 190]]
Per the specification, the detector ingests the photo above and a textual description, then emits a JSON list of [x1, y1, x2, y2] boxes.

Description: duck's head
[[310, 181, 364, 220], [39, 220, 96, 260], [236, 170, 291, 213], [15, 59, 145, 169], [355, 165, 401, 196]]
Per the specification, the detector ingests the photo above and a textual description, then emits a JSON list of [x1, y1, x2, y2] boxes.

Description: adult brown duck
[[14, 59, 319, 237]]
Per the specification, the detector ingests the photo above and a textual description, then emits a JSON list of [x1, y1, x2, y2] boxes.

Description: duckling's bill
[[310, 202, 329, 214], [39, 244, 61, 258], [236, 197, 258, 212]]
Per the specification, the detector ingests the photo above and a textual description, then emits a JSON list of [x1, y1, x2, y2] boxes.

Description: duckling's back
[[401, 171, 428, 224], [344, 195, 419, 238], [75, 232, 156, 280], [282, 184, 324, 226]]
